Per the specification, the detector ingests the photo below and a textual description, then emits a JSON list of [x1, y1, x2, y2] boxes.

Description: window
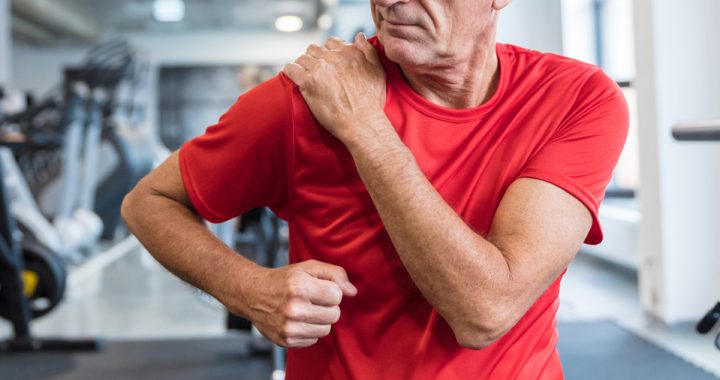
[[562, 0, 640, 196]]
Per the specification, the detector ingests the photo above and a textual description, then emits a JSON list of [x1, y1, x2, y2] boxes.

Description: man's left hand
[[283, 34, 388, 145]]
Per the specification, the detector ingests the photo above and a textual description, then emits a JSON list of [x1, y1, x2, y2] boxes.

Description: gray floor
[[560, 253, 720, 377], [1, 246, 719, 377], [0, 247, 226, 340]]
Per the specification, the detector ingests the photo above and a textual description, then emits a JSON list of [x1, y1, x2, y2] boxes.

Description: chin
[[377, 31, 430, 67]]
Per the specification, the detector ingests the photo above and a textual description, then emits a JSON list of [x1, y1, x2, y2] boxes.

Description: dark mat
[[0, 321, 717, 379], [0, 334, 273, 380], [558, 320, 719, 380]]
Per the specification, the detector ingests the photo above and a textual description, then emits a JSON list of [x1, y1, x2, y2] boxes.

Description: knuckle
[[309, 69, 323, 83], [280, 322, 295, 339], [283, 301, 303, 319], [287, 282, 307, 298], [351, 47, 364, 58], [284, 338, 297, 348]]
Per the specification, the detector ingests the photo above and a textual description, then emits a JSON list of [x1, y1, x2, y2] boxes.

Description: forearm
[[345, 119, 515, 346], [121, 187, 259, 315]]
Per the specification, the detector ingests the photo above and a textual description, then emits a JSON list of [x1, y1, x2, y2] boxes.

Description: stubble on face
[[372, 0, 496, 69]]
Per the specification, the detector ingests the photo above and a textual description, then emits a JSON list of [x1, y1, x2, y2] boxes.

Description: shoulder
[[500, 43, 624, 111], [221, 72, 312, 129], [239, 73, 300, 110], [498, 43, 618, 94]]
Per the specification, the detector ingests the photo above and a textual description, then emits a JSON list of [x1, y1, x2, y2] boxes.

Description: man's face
[[371, 0, 504, 67]]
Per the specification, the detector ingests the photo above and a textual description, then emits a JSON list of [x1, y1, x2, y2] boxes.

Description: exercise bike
[[0, 86, 100, 352], [1, 81, 102, 264]]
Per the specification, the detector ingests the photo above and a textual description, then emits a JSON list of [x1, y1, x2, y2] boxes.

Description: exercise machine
[[1, 82, 101, 263], [0, 159, 101, 352], [213, 208, 288, 380], [0, 89, 100, 351]]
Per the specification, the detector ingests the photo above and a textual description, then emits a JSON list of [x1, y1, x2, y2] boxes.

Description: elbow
[[453, 326, 504, 351], [451, 308, 514, 350], [120, 187, 140, 229]]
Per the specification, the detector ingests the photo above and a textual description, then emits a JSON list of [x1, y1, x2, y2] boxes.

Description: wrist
[[341, 113, 396, 152], [217, 255, 264, 318]]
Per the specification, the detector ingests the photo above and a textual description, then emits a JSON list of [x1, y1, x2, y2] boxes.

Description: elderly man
[[122, 0, 628, 378]]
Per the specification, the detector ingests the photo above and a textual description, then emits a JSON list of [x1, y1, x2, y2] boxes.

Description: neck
[[398, 30, 500, 109]]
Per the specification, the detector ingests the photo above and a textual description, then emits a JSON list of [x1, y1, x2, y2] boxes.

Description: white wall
[[12, 30, 325, 95], [0, 0, 10, 85], [332, 3, 375, 41], [560, 0, 596, 64], [634, 0, 720, 323], [126, 30, 325, 66], [11, 43, 87, 95], [497, 0, 564, 54]]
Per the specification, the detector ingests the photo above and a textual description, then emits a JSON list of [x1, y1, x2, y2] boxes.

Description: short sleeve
[[518, 69, 629, 245], [178, 74, 295, 223]]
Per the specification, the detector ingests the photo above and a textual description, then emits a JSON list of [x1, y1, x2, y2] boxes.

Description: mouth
[[381, 19, 416, 28], [383, 18, 413, 26]]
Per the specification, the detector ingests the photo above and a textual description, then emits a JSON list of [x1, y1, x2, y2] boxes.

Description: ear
[[492, 0, 512, 11]]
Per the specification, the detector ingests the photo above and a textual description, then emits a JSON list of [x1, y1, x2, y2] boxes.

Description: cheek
[[370, 4, 381, 30]]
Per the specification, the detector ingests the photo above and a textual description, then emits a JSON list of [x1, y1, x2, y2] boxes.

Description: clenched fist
[[230, 259, 357, 348]]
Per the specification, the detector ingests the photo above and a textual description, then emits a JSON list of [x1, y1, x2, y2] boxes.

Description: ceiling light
[[153, 0, 185, 22], [275, 15, 303, 32], [317, 13, 333, 30]]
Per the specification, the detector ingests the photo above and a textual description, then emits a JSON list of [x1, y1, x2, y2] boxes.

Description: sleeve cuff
[[178, 143, 232, 224]]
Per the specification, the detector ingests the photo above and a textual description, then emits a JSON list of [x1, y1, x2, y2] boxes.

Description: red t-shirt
[[179, 40, 628, 379]]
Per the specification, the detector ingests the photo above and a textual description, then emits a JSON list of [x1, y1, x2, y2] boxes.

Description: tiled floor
[[560, 253, 720, 377], [1, 245, 719, 377], [0, 246, 226, 340]]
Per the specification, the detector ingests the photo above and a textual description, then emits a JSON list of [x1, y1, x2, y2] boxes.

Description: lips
[[382, 19, 414, 27]]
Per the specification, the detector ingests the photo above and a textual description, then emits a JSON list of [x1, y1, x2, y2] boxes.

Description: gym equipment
[[672, 120, 720, 351], [672, 120, 720, 141], [0, 81, 101, 263], [0, 91, 75, 318], [0, 239, 68, 319], [213, 208, 288, 379], [696, 302, 720, 350], [3, 39, 155, 265], [0, 147, 101, 352], [72, 38, 155, 240]]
